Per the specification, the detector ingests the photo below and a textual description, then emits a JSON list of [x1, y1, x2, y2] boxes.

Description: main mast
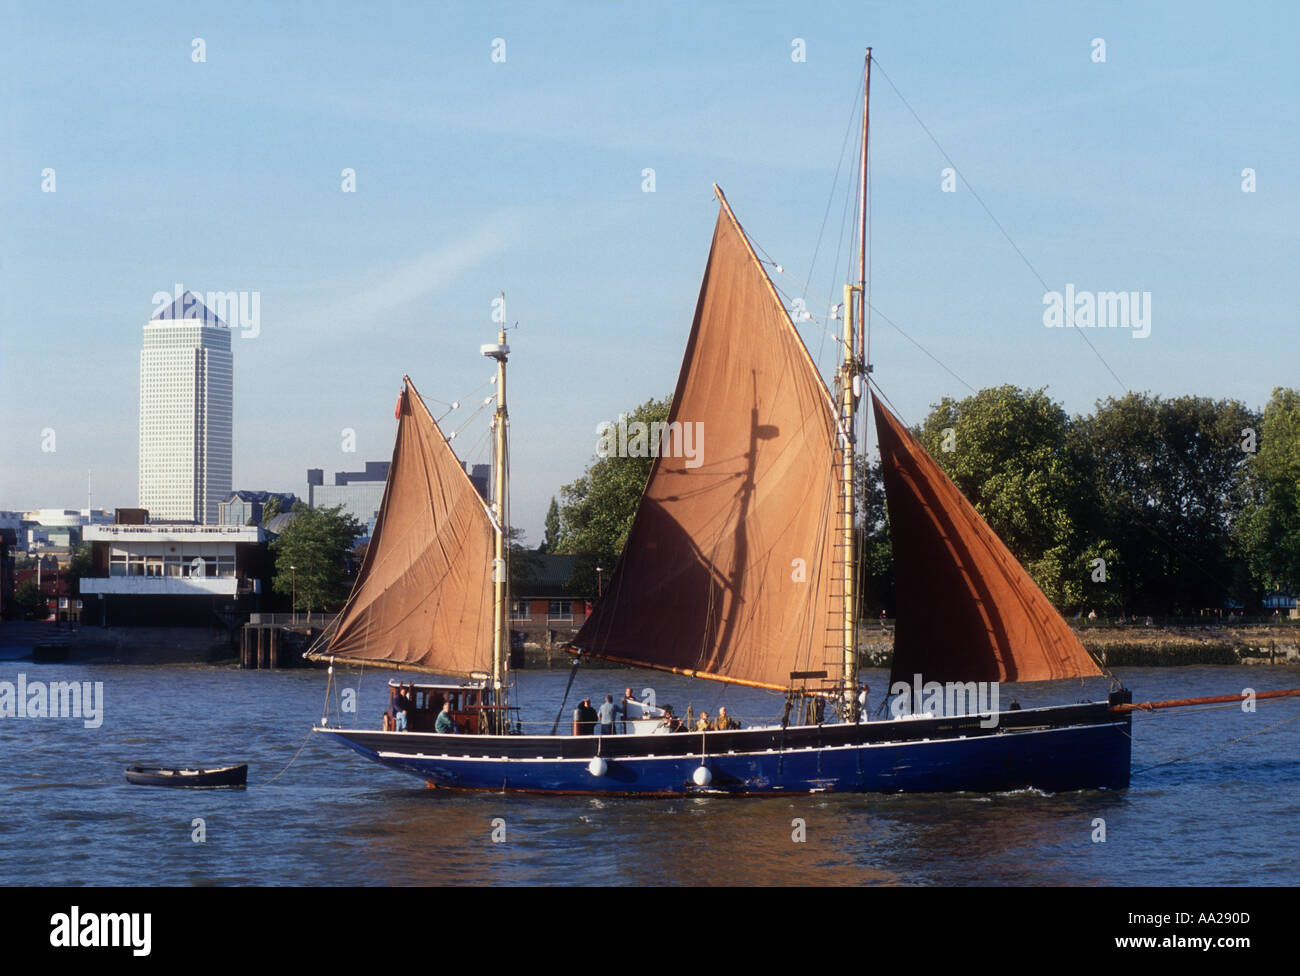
[[482, 294, 511, 729], [840, 49, 870, 721]]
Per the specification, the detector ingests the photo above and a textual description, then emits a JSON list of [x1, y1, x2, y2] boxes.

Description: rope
[[1126, 705, 1300, 775], [870, 55, 1127, 394], [549, 657, 581, 735], [260, 727, 318, 786]]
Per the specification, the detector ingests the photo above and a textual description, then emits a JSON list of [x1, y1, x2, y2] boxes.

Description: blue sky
[[3, 1, 1298, 540]]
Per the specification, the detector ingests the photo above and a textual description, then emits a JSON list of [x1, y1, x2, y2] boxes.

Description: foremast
[[482, 294, 511, 728], [840, 49, 871, 721]]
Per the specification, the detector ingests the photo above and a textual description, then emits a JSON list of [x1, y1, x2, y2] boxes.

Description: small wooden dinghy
[[124, 763, 248, 789]]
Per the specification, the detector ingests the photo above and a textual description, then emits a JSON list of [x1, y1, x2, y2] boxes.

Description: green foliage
[[1240, 388, 1300, 594], [1079, 392, 1257, 614], [855, 457, 893, 617], [13, 580, 47, 620], [260, 496, 285, 524], [915, 386, 1101, 611], [540, 498, 560, 554], [555, 397, 671, 567], [269, 503, 364, 612], [541, 384, 1297, 620], [68, 542, 94, 596]]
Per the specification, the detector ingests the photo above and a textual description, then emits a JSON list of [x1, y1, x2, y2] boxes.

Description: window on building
[[548, 600, 572, 622], [510, 600, 531, 621]]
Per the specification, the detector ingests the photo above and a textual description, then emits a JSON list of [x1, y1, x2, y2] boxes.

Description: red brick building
[[510, 553, 598, 649]]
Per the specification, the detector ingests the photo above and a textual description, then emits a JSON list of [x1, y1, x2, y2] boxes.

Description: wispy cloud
[[327, 213, 526, 330]]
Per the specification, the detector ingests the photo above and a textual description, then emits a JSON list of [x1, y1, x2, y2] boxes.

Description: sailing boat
[[310, 52, 1139, 794]]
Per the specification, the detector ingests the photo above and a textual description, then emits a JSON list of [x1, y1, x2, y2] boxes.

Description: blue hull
[[316, 703, 1132, 795]]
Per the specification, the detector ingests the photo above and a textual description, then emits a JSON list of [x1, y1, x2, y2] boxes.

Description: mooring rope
[[1127, 707, 1300, 775], [260, 726, 318, 786]]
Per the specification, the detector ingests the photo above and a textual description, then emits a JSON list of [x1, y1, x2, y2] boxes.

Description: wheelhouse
[[384, 679, 515, 734]]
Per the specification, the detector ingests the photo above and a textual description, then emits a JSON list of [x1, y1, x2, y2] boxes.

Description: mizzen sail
[[872, 395, 1103, 684], [574, 189, 842, 691], [314, 376, 496, 674]]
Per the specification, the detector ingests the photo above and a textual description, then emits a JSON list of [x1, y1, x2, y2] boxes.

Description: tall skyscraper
[[138, 292, 233, 523]]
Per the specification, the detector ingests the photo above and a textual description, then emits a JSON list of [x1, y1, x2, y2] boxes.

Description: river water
[[1, 662, 1296, 886]]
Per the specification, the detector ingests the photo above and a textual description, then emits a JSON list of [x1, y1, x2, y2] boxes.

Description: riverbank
[[1081, 623, 1300, 666], [3, 620, 1297, 669]]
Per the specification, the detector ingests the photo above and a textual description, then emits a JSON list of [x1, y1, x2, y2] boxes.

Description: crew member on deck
[[575, 696, 599, 735], [435, 701, 457, 734], [597, 695, 617, 735], [620, 687, 639, 732], [716, 706, 738, 730], [858, 683, 871, 722]]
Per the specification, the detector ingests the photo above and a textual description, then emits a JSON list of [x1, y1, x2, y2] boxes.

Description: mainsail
[[313, 376, 496, 674], [574, 189, 842, 690], [872, 394, 1103, 684]]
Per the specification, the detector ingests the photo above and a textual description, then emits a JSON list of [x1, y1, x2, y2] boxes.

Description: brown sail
[[574, 189, 842, 690], [872, 395, 1102, 684], [312, 376, 496, 674]]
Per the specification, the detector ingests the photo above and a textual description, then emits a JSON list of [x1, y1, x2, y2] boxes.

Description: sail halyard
[[572, 187, 843, 692], [307, 376, 496, 675]]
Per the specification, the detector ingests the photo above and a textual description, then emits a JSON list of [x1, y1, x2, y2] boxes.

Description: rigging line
[[417, 377, 494, 416], [844, 127, 863, 295], [866, 379, 910, 428], [804, 75, 868, 309], [769, 259, 976, 402], [870, 56, 1127, 394], [458, 427, 493, 473], [763, 270, 854, 352], [869, 302, 976, 393], [827, 133, 860, 357], [449, 395, 495, 440], [351, 660, 366, 729], [866, 102, 873, 358], [261, 726, 319, 786], [1127, 706, 1300, 775]]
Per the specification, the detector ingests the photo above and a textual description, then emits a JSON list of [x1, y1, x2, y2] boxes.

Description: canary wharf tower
[[138, 293, 233, 523]]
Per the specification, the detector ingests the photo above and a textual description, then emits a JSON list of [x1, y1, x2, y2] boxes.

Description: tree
[[855, 456, 894, 618], [555, 397, 671, 568], [269, 504, 364, 613], [1079, 392, 1257, 614], [539, 498, 560, 554], [1240, 388, 1300, 598], [260, 495, 285, 524], [13, 580, 47, 621], [915, 386, 1103, 611], [68, 542, 94, 597]]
